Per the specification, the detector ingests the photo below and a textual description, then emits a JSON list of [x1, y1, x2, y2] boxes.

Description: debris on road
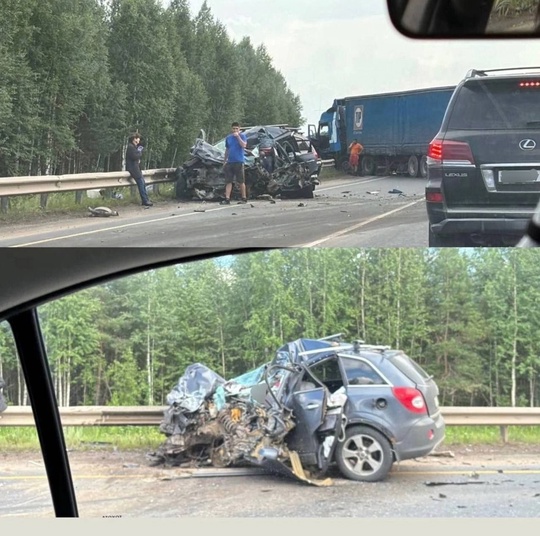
[[429, 450, 455, 458], [424, 480, 486, 487], [88, 206, 119, 217]]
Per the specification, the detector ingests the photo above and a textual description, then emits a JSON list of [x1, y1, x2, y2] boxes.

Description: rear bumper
[[427, 202, 534, 238], [431, 217, 530, 235], [394, 414, 445, 462]]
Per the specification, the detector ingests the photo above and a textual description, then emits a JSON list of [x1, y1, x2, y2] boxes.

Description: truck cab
[[308, 102, 348, 171]]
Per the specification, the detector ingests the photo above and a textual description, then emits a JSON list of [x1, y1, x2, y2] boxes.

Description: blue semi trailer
[[308, 86, 455, 177]]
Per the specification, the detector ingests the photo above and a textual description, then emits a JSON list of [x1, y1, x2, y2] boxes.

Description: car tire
[[335, 425, 394, 482], [407, 155, 419, 177], [338, 157, 350, 174], [361, 156, 375, 176], [419, 155, 428, 178]]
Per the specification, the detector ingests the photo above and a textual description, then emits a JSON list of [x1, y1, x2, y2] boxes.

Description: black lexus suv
[[426, 67, 540, 247]]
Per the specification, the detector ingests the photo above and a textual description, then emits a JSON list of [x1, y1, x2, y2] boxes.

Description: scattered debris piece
[[425, 481, 486, 487], [88, 206, 119, 217], [367, 191, 380, 195], [429, 450, 455, 458]]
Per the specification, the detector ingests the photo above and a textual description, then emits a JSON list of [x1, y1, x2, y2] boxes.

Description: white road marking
[[10, 206, 234, 247], [316, 176, 387, 192], [298, 199, 425, 247]]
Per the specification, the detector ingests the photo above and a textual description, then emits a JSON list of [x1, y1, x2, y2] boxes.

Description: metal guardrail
[[0, 160, 335, 198], [1, 405, 539, 427], [0, 168, 177, 197]]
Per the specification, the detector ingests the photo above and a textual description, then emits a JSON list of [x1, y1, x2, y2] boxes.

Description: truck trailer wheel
[[361, 156, 375, 176], [407, 155, 419, 177], [419, 155, 428, 178]]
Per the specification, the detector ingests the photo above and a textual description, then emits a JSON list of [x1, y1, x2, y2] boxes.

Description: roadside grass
[[443, 425, 540, 446], [0, 184, 176, 224], [0, 426, 164, 451], [1, 425, 539, 452]]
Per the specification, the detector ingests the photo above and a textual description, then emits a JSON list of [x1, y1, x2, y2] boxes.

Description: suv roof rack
[[241, 124, 301, 131], [352, 340, 391, 352], [466, 67, 540, 78], [317, 333, 344, 342]]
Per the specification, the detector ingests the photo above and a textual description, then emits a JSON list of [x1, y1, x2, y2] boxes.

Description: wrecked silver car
[[174, 126, 320, 202], [147, 336, 445, 486]]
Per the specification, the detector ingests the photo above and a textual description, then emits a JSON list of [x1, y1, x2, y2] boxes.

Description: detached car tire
[[335, 425, 394, 482]]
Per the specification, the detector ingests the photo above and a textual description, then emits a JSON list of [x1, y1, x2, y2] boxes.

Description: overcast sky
[[170, 0, 540, 128]]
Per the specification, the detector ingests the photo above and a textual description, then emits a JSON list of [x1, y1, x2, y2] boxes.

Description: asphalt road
[[1, 446, 540, 518], [0, 174, 429, 248]]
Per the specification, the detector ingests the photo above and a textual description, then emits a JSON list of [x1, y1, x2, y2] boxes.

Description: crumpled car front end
[[175, 128, 318, 202], [147, 339, 347, 486]]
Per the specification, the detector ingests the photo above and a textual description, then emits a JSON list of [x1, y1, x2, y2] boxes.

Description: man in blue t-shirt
[[220, 122, 248, 204]]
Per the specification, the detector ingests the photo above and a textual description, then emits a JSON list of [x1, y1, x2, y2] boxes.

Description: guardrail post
[[75, 191, 83, 204], [40, 193, 48, 210], [0, 197, 9, 214], [500, 425, 509, 444]]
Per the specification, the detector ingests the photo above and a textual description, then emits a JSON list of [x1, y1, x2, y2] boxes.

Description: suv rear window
[[387, 352, 431, 384], [447, 79, 540, 130]]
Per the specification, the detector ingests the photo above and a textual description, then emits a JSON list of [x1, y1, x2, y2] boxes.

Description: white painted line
[[316, 176, 387, 192], [298, 198, 424, 247], [10, 205, 234, 247]]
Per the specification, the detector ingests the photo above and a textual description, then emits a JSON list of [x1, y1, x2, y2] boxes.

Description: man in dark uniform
[[126, 132, 153, 207]]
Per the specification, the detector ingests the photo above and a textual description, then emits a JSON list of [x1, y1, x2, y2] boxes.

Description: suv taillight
[[392, 387, 427, 414], [428, 139, 475, 164]]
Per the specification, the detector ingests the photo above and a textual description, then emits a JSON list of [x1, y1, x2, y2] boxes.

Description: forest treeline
[[0, 0, 303, 179]]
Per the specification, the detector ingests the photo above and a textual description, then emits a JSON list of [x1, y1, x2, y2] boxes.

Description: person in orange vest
[[348, 139, 364, 175]]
